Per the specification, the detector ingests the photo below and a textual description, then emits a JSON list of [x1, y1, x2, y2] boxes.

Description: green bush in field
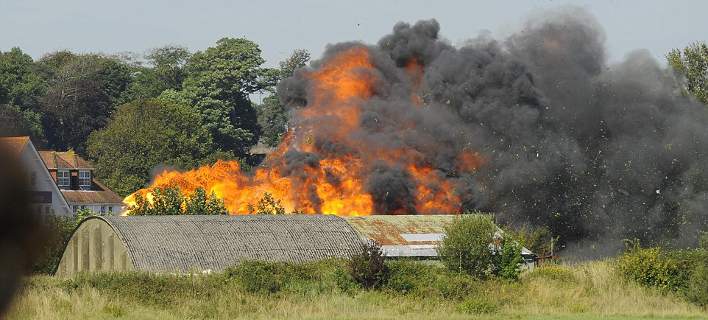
[[492, 237, 524, 280], [226, 261, 287, 294], [617, 244, 700, 293], [438, 215, 497, 278], [383, 260, 480, 300], [525, 264, 577, 283], [347, 242, 388, 289], [617, 240, 708, 306], [383, 260, 433, 294], [434, 272, 479, 300], [457, 296, 498, 314], [224, 259, 354, 295], [686, 257, 708, 306], [33, 211, 91, 274], [62, 272, 221, 306]]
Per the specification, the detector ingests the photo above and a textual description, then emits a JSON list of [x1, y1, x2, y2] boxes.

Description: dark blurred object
[[0, 139, 47, 315]]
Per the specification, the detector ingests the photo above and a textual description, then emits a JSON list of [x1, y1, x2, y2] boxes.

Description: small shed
[[345, 215, 457, 258], [55, 215, 365, 277]]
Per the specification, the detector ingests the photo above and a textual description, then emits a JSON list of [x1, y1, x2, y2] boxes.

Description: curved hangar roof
[[56, 215, 365, 277]]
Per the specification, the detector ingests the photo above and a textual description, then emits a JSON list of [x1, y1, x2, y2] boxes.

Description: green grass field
[[7, 261, 707, 320]]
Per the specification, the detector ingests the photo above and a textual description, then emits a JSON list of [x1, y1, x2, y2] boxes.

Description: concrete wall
[[55, 219, 133, 277]]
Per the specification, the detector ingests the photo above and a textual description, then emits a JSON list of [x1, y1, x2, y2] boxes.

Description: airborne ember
[[127, 9, 708, 248]]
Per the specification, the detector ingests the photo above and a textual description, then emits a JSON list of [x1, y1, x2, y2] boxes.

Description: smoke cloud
[[278, 7, 708, 249]]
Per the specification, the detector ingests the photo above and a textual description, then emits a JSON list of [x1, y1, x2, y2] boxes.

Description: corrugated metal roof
[[344, 215, 459, 257], [97, 215, 366, 272], [345, 215, 457, 246]]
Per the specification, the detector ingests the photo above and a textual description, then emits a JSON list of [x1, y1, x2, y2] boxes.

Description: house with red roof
[[0, 136, 124, 216]]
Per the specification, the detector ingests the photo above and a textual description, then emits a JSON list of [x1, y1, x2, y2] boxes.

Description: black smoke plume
[[278, 7, 708, 251]]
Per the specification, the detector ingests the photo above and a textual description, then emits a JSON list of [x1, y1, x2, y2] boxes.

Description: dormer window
[[79, 170, 91, 190], [57, 170, 70, 189]]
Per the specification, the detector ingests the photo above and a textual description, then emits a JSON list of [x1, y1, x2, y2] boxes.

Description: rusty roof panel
[[0, 136, 29, 157], [344, 215, 459, 247]]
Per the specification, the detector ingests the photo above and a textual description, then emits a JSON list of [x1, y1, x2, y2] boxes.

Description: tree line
[[2, 38, 706, 201], [0, 40, 309, 196]]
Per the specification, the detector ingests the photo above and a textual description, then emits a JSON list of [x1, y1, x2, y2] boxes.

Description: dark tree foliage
[[256, 49, 310, 146], [0, 104, 45, 143], [127, 186, 227, 215], [87, 99, 215, 196], [256, 95, 289, 147], [38, 53, 131, 153], [347, 242, 388, 289]]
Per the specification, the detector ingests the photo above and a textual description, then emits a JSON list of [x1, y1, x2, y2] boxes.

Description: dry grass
[[6, 261, 707, 320]]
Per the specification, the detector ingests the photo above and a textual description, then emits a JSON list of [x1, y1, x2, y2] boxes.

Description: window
[[72, 205, 78, 213], [79, 170, 91, 190], [108, 206, 113, 214], [101, 206, 106, 214], [57, 170, 70, 189]]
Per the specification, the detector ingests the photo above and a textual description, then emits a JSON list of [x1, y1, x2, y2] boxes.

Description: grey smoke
[[278, 7, 708, 250]]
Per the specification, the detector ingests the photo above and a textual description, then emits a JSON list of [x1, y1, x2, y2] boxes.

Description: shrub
[[384, 260, 432, 294], [503, 225, 555, 257], [62, 272, 218, 306], [434, 272, 479, 300], [457, 296, 498, 314], [525, 264, 577, 283], [438, 215, 497, 278], [685, 252, 708, 306], [492, 237, 524, 280], [348, 242, 388, 289], [226, 261, 290, 294], [617, 244, 702, 293], [32, 213, 87, 274]]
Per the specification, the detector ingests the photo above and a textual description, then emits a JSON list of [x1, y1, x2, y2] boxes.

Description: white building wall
[[21, 143, 72, 217]]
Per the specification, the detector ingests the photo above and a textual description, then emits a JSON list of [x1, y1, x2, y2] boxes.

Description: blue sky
[[1, 0, 706, 66]]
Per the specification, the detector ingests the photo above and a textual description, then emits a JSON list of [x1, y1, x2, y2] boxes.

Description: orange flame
[[124, 46, 484, 216]]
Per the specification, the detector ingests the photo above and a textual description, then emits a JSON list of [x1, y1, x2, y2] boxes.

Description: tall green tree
[[668, 42, 708, 104], [278, 49, 310, 79], [119, 46, 191, 103], [0, 48, 44, 109], [180, 38, 277, 156], [87, 99, 215, 196], [38, 53, 131, 153], [257, 49, 310, 146]]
